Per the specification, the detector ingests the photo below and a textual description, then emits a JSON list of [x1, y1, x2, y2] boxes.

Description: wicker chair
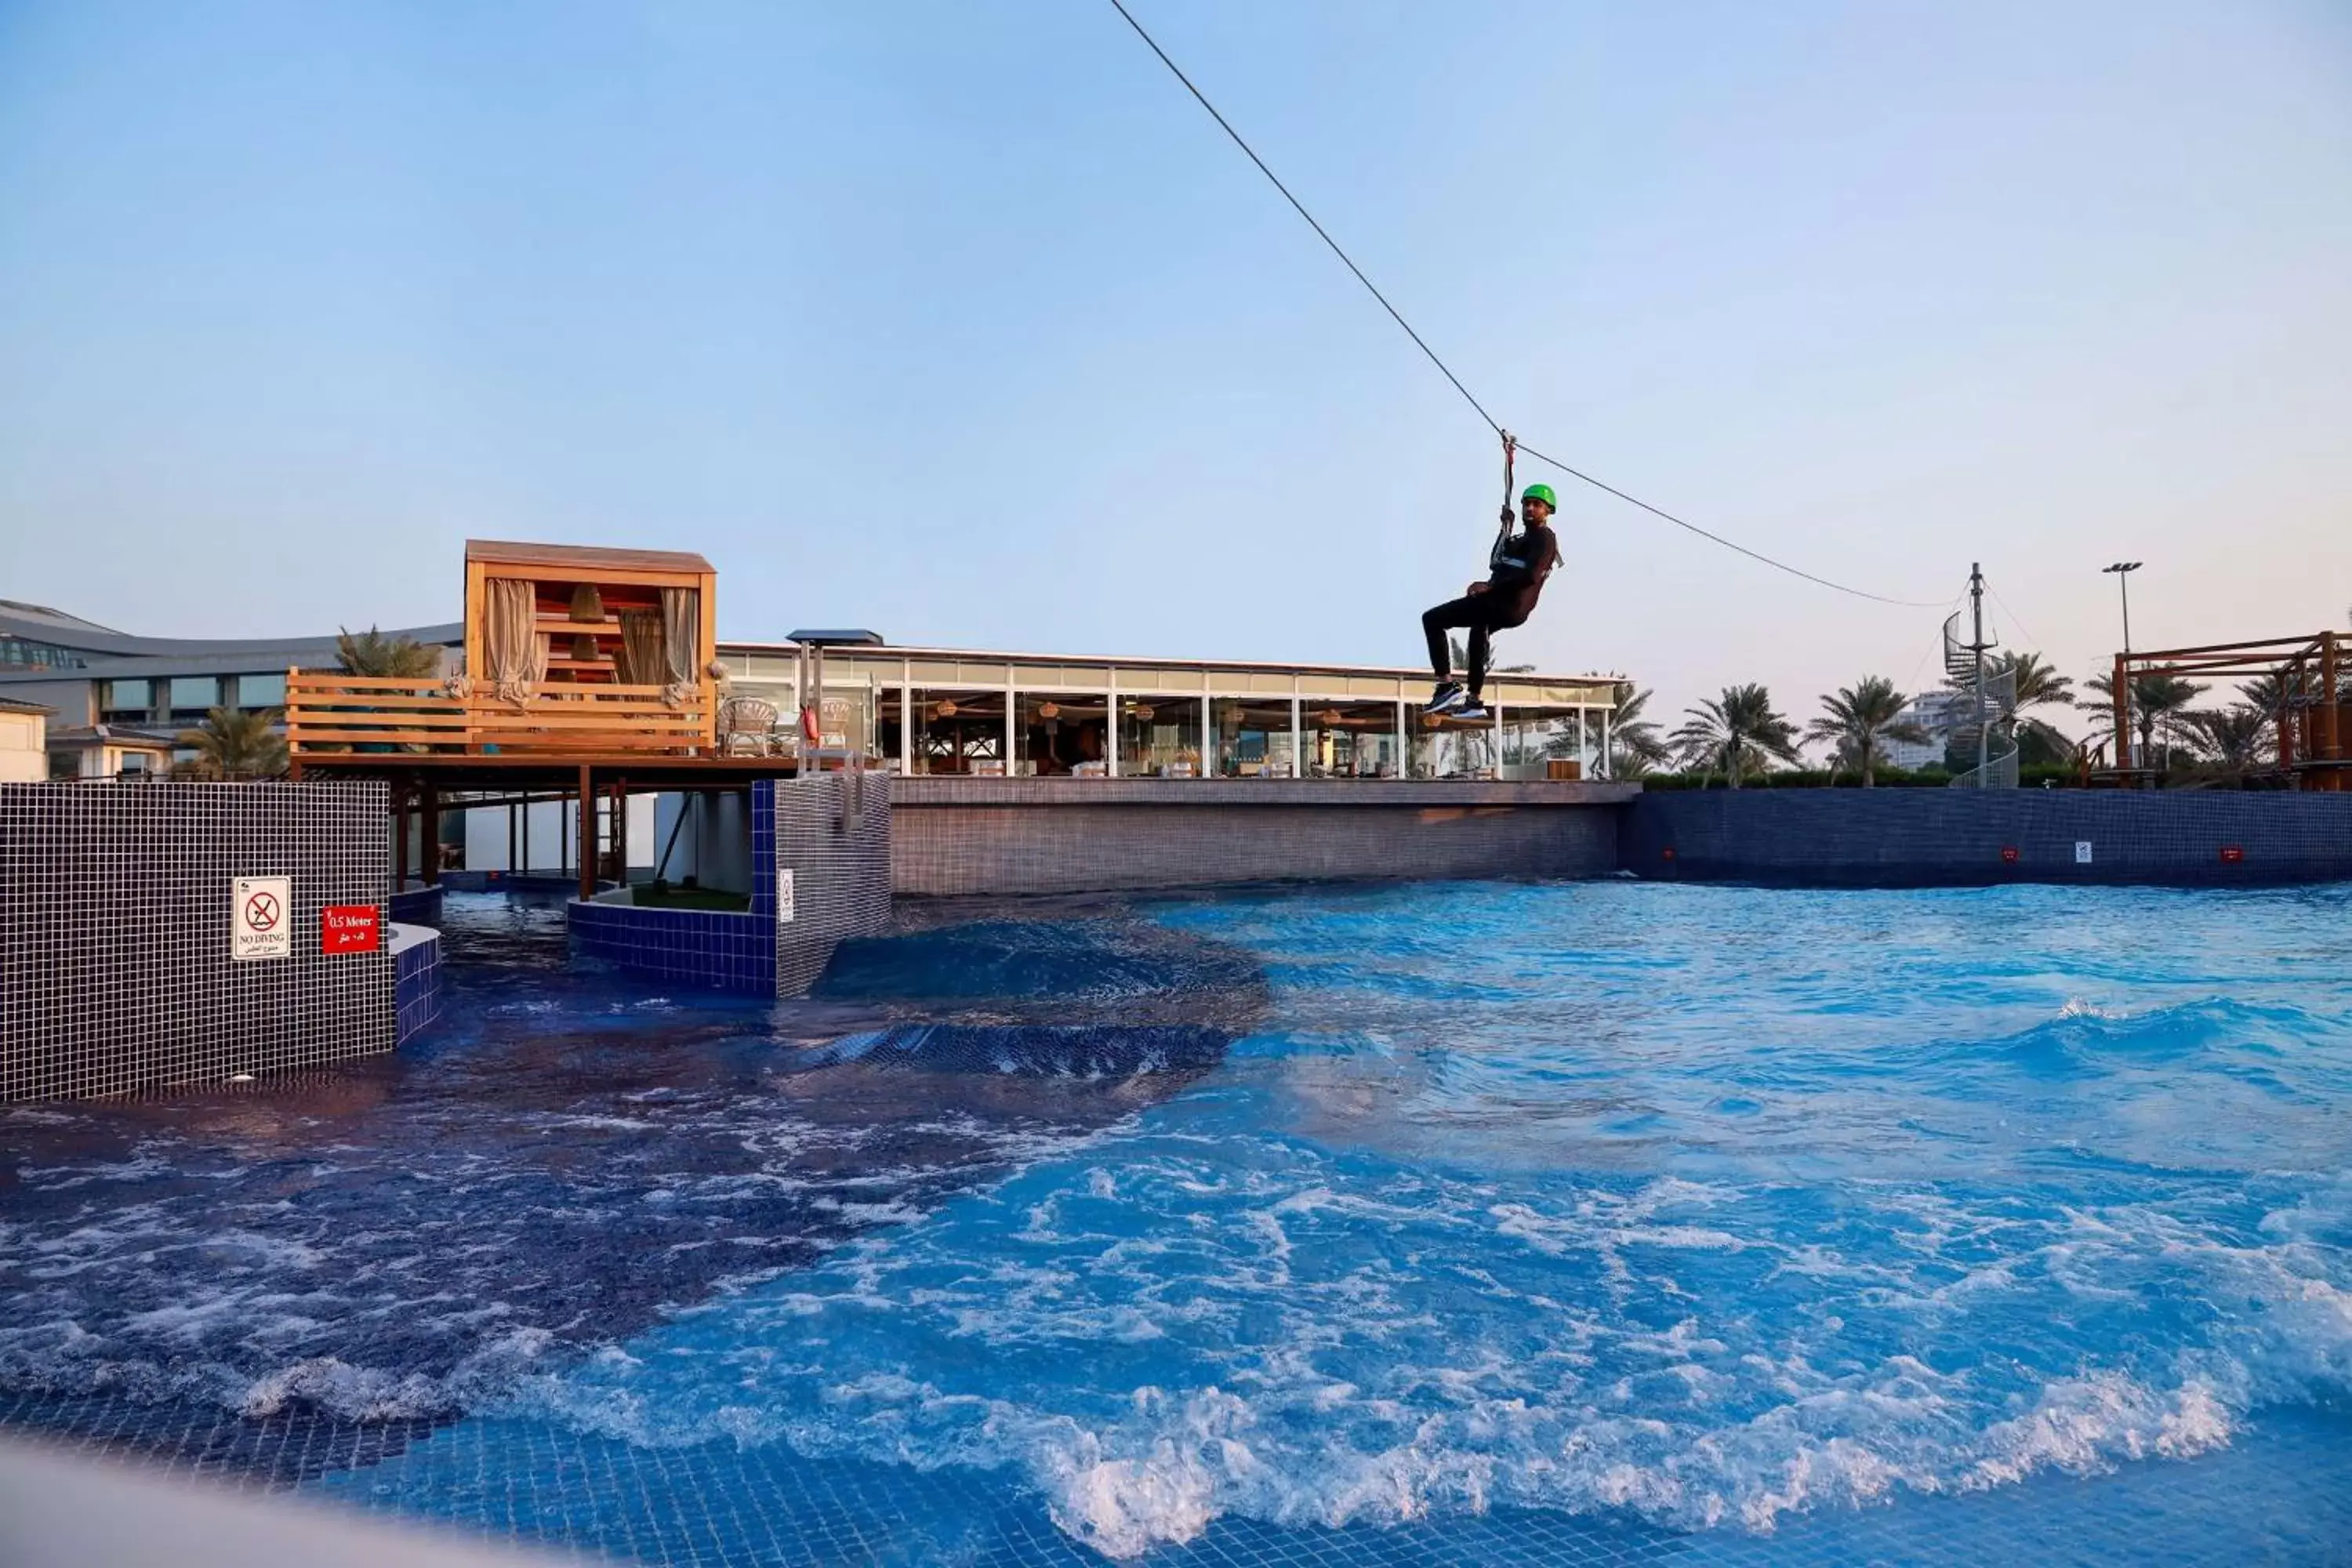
[[718, 695, 782, 757]]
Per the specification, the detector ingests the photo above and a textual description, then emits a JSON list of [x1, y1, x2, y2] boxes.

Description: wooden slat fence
[[286, 672, 715, 757]]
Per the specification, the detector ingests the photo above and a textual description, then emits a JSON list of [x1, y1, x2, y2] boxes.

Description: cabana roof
[[465, 539, 714, 577]]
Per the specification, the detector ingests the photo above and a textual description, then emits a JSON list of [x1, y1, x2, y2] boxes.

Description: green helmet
[[1521, 482, 1557, 510]]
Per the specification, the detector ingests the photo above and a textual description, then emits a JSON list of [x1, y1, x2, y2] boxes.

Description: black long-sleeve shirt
[[1485, 521, 1560, 623]]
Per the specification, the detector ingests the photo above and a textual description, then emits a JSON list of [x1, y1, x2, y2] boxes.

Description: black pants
[[1421, 594, 1523, 695]]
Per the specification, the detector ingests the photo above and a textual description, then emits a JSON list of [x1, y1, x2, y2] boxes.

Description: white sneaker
[[1454, 700, 1490, 722]]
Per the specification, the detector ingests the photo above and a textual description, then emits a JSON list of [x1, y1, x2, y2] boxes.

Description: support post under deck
[[393, 787, 410, 893], [577, 764, 595, 902], [419, 782, 440, 886]]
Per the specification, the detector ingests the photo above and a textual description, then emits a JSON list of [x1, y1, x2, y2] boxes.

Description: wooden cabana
[[289, 541, 720, 763], [463, 540, 717, 707], [289, 541, 781, 902]]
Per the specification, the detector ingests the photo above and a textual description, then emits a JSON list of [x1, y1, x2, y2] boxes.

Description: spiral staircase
[[1944, 608, 2019, 789]]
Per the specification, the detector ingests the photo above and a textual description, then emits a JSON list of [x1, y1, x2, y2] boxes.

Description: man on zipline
[[1421, 473, 1561, 721]]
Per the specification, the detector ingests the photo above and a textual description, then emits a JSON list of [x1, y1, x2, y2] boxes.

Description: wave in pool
[[490, 881, 2352, 1558]]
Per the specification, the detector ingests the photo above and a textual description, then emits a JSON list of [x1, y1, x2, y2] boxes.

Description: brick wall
[[891, 779, 1630, 897], [1624, 788, 2352, 887], [0, 781, 394, 1102]]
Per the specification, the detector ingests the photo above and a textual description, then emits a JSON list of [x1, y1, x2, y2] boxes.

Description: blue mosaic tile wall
[[569, 898, 775, 994], [562, 774, 887, 997], [0, 780, 395, 1102], [1624, 788, 2352, 887], [391, 927, 441, 1044], [387, 883, 444, 926], [754, 774, 892, 996]]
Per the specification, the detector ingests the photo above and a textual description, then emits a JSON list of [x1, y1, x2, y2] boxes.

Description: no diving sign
[[233, 877, 292, 961]]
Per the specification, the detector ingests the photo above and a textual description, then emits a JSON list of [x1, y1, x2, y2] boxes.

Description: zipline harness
[[1490, 430, 1518, 573]]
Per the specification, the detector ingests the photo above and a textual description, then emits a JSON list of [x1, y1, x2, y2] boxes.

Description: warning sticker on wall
[[2074, 840, 2094, 865], [233, 877, 292, 961], [322, 905, 381, 954], [775, 867, 797, 924]]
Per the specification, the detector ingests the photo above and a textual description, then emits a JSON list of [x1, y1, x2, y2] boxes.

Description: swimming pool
[[5, 882, 2349, 1563]]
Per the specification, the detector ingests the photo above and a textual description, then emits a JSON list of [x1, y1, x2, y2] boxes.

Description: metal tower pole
[[1971, 562, 1988, 782]]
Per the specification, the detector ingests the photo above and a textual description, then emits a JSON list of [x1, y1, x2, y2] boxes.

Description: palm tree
[[175, 707, 288, 779], [1673, 684, 1800, 787], [1994, 651, 2074, 711], [1552, 683, 1669, 776], [336, 626, 442, 678], [1806, 677, 1927, 786], [2238, 672, 2285, 719], [1946, 650, 2075, 765], [2081, 670, 2204, 769], [1606, 684, 1671, 777], [2180, 706, 2270, 777]]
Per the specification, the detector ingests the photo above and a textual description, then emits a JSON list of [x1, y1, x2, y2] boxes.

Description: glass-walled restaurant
[[716, 644, 1621, 781]]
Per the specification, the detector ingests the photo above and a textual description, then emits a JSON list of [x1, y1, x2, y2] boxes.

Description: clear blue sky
[[3, 1, 2347, 735]]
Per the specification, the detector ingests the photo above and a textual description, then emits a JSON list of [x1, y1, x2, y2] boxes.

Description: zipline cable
[[1985, 582, 2049, 659], [1510, 437, 1941, 608], [1104, 0, 1945, 611], [1104, 0, 1504, 437]]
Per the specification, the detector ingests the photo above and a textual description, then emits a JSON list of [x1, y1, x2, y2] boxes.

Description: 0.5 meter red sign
[[321, 905, 382, 954]]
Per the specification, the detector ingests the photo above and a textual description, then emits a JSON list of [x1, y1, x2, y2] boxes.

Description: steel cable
[[1105, 0, 1944, 609]]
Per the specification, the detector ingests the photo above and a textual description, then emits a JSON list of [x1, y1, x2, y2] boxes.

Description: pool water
[[6, 882, 2351, 1563]]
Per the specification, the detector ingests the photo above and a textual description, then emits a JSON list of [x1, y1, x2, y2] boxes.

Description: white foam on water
[[492, 1144, 2352, 1562]]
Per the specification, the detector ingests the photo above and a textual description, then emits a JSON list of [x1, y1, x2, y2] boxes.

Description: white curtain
[[616, 608, 666, 688], [484, 579, 547, 704], [659, 588, 699, 707]]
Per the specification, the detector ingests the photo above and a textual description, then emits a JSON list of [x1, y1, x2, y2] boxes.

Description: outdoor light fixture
[[932, 700, 957, 720], [1129, 704, 1155, 723], [1039, 702, 1061, 721], [2103, 561, 2143, 653]]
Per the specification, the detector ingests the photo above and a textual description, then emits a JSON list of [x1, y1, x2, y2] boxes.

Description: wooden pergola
[[2106, 630, 2345, 789]]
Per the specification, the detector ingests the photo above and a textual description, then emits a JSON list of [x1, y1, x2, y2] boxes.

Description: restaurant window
[[1015, 692, 1109, 777], [877, 687, 906, 770], [1507, 707, 1594, 779], [906, 689, 1007, 775], [1410, 716, 1497, 779], [1497, 709, 1570, 779], [1115, 696, 1203, 778], [1300, 701, 1402, 779], [813, 685, 872, 755], [1209, 697, 1295, 778]]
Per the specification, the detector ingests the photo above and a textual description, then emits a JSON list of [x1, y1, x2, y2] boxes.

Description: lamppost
[[2103, 561, 2142, 770], [2102, 561, 2142, 653]]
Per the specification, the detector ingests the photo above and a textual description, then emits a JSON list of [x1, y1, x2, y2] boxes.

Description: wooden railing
[[286, 672, 714, 757]]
